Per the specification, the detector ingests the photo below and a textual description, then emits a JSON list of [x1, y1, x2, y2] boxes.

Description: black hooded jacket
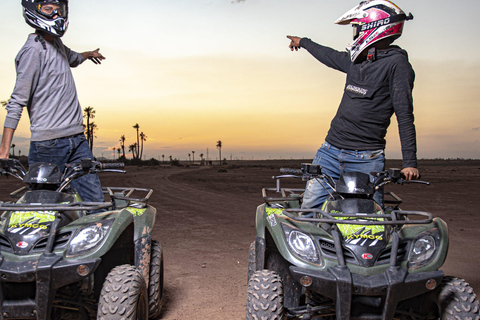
[[300, 38, 417, 168]]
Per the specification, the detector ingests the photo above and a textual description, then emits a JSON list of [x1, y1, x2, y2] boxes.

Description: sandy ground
[[1, 159, 479, 319]]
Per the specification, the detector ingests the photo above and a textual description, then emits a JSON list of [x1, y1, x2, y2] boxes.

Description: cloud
[[231, 0, 245, 3], [472, 127, 480, 131]]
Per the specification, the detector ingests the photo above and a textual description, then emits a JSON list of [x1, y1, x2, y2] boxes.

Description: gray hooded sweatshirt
[[5, 33, 85, 141]]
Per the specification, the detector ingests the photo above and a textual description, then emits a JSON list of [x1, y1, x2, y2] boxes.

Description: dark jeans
[[302, 141, 385, 209], [28, 134, 104, 203]]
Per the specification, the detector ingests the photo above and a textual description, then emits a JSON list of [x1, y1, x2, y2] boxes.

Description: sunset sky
[[1, 0, 479, 161]]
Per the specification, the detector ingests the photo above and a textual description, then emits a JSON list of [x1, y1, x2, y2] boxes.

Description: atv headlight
[[282, 224, 320, 264], [66, 219, 114, 258], [408, 229, 440, 269]]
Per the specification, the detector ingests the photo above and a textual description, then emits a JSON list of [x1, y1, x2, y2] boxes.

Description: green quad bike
[[0, 159, 163, 320], [246, 163, 480, 320]]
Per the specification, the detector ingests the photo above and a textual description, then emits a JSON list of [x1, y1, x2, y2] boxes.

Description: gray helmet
[[22, 0, 69, 37]]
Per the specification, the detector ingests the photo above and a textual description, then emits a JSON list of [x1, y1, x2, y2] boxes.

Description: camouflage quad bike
[[0, 159, 163, 320], [246, 163, 480, 320]]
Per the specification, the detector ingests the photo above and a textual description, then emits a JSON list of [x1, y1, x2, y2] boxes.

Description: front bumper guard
[[0, 252, 101, 320], [290, 265, 444, 320]]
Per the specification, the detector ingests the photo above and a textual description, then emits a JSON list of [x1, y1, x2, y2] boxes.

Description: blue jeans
[[28, 134, 104, 203], [302, 141, 385, 209]]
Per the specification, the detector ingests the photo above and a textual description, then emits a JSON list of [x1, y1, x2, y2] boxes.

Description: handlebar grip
[[280, 168, 303, 175], [98, 162, 125, 170]]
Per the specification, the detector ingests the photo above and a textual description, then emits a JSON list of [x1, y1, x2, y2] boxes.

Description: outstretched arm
[[81, 48, 106, 65], [286, 35, 350, 73]]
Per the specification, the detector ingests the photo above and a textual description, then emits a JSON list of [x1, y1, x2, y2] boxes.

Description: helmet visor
[[352, 23, 361, 41], [38, 2, 67, 19]]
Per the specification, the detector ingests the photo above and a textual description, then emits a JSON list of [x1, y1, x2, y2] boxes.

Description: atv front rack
[[262, 187, 304, 204], [104, 187, 153, 209], [0, 201, 111, 212], [282, 208, 433, 226], [0, 187, 153, 213]]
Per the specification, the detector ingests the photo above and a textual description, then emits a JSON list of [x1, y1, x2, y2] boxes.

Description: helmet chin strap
[[367, 47, 376, 61], [34, 32, 47, 50]]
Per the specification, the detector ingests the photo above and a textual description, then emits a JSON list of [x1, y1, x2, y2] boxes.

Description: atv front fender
[[129, 204, 157, 284]]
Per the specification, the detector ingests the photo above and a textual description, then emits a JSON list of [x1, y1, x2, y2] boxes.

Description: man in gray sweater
[[0, 0, 106, 203]]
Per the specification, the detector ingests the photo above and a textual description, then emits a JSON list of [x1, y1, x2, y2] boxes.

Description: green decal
[[265, 207, 285, 217], [331, 210, 385, 240], [9, 211, 56, 227], [127, 207, 147, 217]]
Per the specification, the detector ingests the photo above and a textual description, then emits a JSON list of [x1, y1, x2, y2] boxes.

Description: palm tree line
[[1, 102, 225, 164], [84, 107, 226, 165], [82, 107, 147, 162]]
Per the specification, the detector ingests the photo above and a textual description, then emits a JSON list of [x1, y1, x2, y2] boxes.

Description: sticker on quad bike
[[331, 210, 385, 246], [9, 211, 56, 227], [8, 211, 56, 234], [265, 207, 286, 217], [127, 207, 147, 217], [267, 214, 277, 227]]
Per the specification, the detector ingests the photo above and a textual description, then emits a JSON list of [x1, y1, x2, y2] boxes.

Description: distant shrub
[[146, 158, 160, 166], [170, 158, 182, 166]]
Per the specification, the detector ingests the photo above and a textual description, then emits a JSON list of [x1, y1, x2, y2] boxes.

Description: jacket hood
[[377, 45, 409, 60]]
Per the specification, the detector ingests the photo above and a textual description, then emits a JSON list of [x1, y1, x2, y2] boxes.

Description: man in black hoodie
[[288, 0, 419, 208]]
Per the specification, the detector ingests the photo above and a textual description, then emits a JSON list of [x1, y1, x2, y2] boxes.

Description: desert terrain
[[1, 159, 479, 319]]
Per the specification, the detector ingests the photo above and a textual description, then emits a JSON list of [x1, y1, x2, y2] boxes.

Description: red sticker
[[16, 241, 28, 248], [362, 253, 373, 260]]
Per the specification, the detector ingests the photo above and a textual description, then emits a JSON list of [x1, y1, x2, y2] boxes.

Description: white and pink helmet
[[335, 0, 413, 62]]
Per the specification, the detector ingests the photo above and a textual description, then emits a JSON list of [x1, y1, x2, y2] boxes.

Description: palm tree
[[133, 124, 140, 160], [117, 148, 121, 158], [88, 122, 98, 152], [129, 143, 137, 159], [83, 107, 96, 151], [216, 140, 222, 165], [162, 154, 165, 163], [199, 153, 204, 165], [139, 132, 147, 161], [119, 135, 126, 158], [192, 151, 195, 165], [10, 144, 15, 158], [112, 147, 116, 160]]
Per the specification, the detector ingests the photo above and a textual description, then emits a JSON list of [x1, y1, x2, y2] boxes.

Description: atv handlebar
[[0, 159, 27, 179], [279, 164, 430, 187], [73, 159, 125, 172], [0, 159, 126, 194], [97, 162, 125, 170], [374, 168, 430, 188], [279, 168, 303, 175]]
